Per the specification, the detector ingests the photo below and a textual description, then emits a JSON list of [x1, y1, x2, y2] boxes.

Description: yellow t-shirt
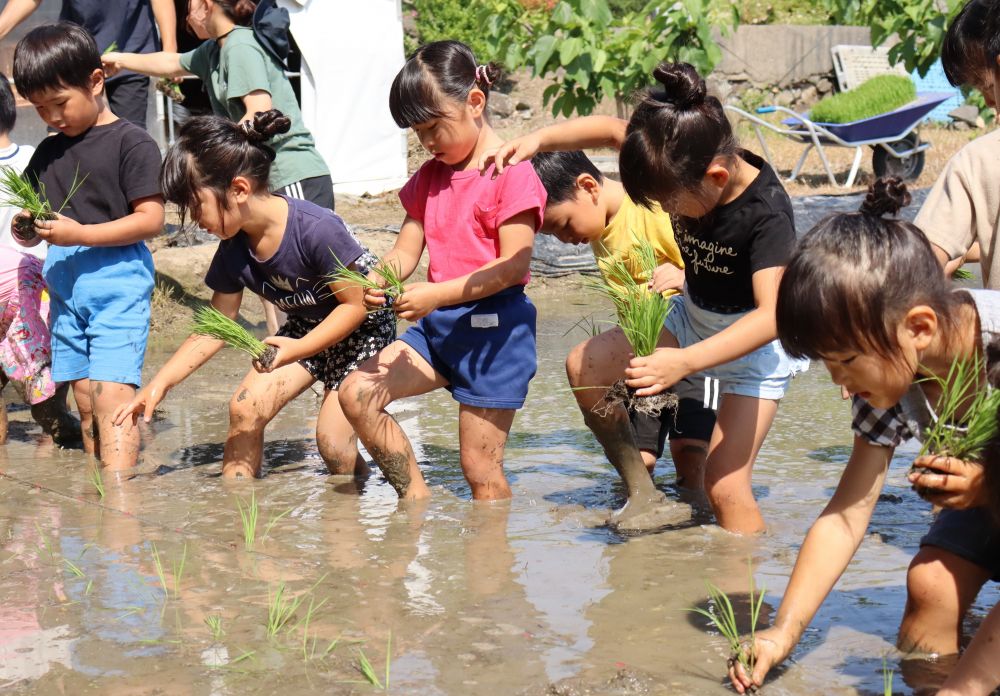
[[591, 193, 684, 293]]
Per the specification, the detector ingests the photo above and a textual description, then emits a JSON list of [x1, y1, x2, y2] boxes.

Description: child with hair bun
[[729, 177, 1000, 695], [338, 40, 547, 502], [114, 110, 394, 479], [484, 62, 805, 532]]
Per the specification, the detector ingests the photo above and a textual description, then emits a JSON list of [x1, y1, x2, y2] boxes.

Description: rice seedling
[[231, 649, 255, 664], [330, 256, 405, 304], [235, 490, 259, 551], [191, 305, 275, 367], [0, 165, 87, 242], [103, 41, 118, 54], [204, 614, 224, 641], [690, 561, 766, 683], [355, 647, 384, 689], [150, 542, 169, 600], [172, 543, 187, 599], [156, 77, 185, 103], [261, 507, 292, 543], [265, 581, 306, 639], [952, 267, 974, 281], [34, 522, 54, 562], [87, 466, 105, 499], [883, 655, 894, 695], [917, 353, 1000, 463]]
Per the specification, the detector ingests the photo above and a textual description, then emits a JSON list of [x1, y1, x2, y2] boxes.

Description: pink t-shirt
[[398, 159, 547, 284]]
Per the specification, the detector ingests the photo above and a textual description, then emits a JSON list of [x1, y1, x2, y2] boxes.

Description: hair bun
[[651, 62, 706, 110], [860, 177, 911, 218], [233, 0, 257, 25], [242, 109, 291, 143], [475, 61, 501, 90]]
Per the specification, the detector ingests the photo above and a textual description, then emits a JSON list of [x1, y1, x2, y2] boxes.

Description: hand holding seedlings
[[907, 454, 988, 509], [254, 335, 301, 373], [330, 256, 405, 311], [29, 212, 87, 246], [391, 281, 441, 321], [0, 164, 87, 245], [728, 626, 793, 694], [648, 262, 685, 294], [625, 345, 692, 398], [191, 305, 277, 369]]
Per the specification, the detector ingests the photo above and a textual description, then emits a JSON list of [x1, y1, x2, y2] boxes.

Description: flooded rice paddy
[[0, 294, 997, 695]]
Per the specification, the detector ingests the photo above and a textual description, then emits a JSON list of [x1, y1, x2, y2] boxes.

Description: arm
[[937, 602, 1000, 696], [390, 210, 535, 322], [239, 91, 274, 122], [364, 216, 426, 307], [625, 266, 782, 396], [479, 115, 628, 175], [149, 0, 177, 53], [102, 51, 189, 79], [729, 437, 893, 693], [0, 0, 40, 42], [258, 276, 369, 372], [112, 290, 243, 425], [37, 195, 165, 247]]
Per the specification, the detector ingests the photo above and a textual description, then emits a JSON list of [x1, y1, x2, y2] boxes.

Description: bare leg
[[458, 405, 515, 501], [338, 341, 447, 500], [90, 380, 141, 471], [72, 378, 97, 457], [223, 362, 316, 478], [316, 387, 369, 477], [899, 546, 990, 654], [669, 437, 709, 490], [566, 327, 689, 531], [30, 383, 82, 448], [261, 298, 286, 336], [703, 394, 777, 534]]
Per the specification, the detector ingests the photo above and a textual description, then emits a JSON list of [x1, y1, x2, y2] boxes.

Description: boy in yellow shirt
[[533, 151, 718, 527]]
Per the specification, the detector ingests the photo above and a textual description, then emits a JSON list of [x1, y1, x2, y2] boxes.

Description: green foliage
[[480, 0, 734, 117], [809, 75, 916, 123], [404, 0, 496, 59], [918, 353, 1000, 462], [821, 0, 965, 76]]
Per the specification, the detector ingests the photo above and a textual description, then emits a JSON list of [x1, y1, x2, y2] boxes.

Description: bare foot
[[222, 461, 259, 479], [608, 491, 691, 533]]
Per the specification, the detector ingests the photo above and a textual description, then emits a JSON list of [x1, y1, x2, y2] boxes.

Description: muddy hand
[[908, 454, 987, 509], [255, 336, 299, 373], [624, 348, 689, 397], [728, 628, 790, 694], [112, 382, 166, 425], [608, 491, 691, 532], [364, 286, 388, 309]]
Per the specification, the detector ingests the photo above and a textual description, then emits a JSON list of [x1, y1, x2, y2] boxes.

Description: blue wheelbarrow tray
[[781, 92, 955, 144]]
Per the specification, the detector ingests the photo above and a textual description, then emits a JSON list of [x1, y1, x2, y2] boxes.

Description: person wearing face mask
[[102, 0, 332, 213], [0, 0, 177, 129]]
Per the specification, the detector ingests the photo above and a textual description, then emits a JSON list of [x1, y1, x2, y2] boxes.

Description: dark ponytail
[[777, 177, 967, 363], [619, 62, 738, 209], [161, 109, 291, 220], [389, 40, 500, 128], [941, 0, 1000, 89], [213, 0, 257, 26]]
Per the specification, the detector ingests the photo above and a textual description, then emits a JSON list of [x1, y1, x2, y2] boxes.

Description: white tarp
[[279, 0, 408, 195]]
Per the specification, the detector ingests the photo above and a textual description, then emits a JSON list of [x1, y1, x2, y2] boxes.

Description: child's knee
[[228, 387, 266, 429], [316, 431, 358, 472], [906, 547, 962, 610], [337, 372, 381, 421], [565, 343, 587, 386]]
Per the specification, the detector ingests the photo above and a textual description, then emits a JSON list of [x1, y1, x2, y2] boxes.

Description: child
[[12, 23, 164, 470], [485, 63, 804, 533], [337, 40, 547, 501], [113, 111, 394, 479], [531, 150, 718, 521], [728, 178, 1000, 694]]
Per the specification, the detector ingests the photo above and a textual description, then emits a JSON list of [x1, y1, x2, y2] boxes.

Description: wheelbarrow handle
[[756, 106, 777, 114]]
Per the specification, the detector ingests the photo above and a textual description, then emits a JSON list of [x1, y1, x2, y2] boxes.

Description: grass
[[809, 75, 916, 124], [191, 305, 270, 361], [87, 466, 105, 499], [918, 353, 1000, 462], [690, 561, 766, 678], [587, 237, 672, 358], [330, 256, 405, 304], [204, 614, 224, 641], [266, 582, 307, 639]]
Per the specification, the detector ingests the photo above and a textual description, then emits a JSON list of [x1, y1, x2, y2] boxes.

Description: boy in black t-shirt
[[12, 22, 164, 471]]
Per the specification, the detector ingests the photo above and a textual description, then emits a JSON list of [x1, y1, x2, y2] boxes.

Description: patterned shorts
[[277, 308, 395, 392], [0, 256, 57, 404]]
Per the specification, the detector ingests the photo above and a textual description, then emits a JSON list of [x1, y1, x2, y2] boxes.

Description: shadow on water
[[165, 437, 321, 476]]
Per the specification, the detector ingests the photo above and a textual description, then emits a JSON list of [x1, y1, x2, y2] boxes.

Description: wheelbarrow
[[723, 92, 955, 188]]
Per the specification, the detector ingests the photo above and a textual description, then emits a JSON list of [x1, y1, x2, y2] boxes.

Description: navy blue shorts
[[921, 507, 1000, 581], [400, 287, 537, 409]]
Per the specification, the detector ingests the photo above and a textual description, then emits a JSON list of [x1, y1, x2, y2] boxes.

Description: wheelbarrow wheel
[[871, 133, 925, 182]]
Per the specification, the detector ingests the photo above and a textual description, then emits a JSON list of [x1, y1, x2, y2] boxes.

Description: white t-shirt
[[0, 142, 44, 260]]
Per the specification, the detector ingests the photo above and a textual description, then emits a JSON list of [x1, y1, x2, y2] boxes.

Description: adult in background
[[0, 0, 177, 129]]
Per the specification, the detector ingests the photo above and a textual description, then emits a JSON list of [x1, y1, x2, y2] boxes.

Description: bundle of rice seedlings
[[917, 353, 1000, 464], [191, 304, 276, 368], [952, 267, 974, 281], [586, 237, 676, 417], [0, 165, 86, 242], [156, 78, 185, 104], [809, 75, 916, 124], [330, 256, 405, 308]]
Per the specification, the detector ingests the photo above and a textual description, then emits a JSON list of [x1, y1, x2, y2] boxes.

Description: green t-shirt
[[180, 27, 329, 190]]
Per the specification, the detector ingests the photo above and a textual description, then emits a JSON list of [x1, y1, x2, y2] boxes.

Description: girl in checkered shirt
[[728, 177, 1000, 696]]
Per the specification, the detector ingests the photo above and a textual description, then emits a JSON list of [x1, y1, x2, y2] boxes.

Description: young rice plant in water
[[191, 305, 276, 368], [918, 353, 1000, 463]]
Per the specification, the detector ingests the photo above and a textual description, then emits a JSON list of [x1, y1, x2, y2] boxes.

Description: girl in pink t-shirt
[[339, 40, 547, 502]]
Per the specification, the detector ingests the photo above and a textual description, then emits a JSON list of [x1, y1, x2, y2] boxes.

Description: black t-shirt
[[672, 150, 795, 313], [25, 119, 162, 226], [60, 1, 159, 82]]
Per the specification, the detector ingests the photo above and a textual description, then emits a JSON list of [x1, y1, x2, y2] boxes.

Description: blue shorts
[[45, 244, 154, 386], [400, 287, 537, 409], [663, 294, 809, 400], [921, 507, 1000, 581]]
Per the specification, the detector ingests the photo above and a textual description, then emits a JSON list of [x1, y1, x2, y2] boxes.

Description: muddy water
[[0, 295, 997, 695]]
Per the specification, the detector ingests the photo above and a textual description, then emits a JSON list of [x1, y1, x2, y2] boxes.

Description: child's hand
[[11, 210, 41, 247], [478, 133, 542, 177], [34, 213, 86, 246], [113, 380, 169, 425], [727, 626, 793, 694], [908, 454, 988, 509], [391, 282, 440, 321], [624, 347, 692, 396], [101, 52, 124, 78], [364, 287, 388, 309], [255, 336, 300, 373], [649, 263, 685, 294]]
